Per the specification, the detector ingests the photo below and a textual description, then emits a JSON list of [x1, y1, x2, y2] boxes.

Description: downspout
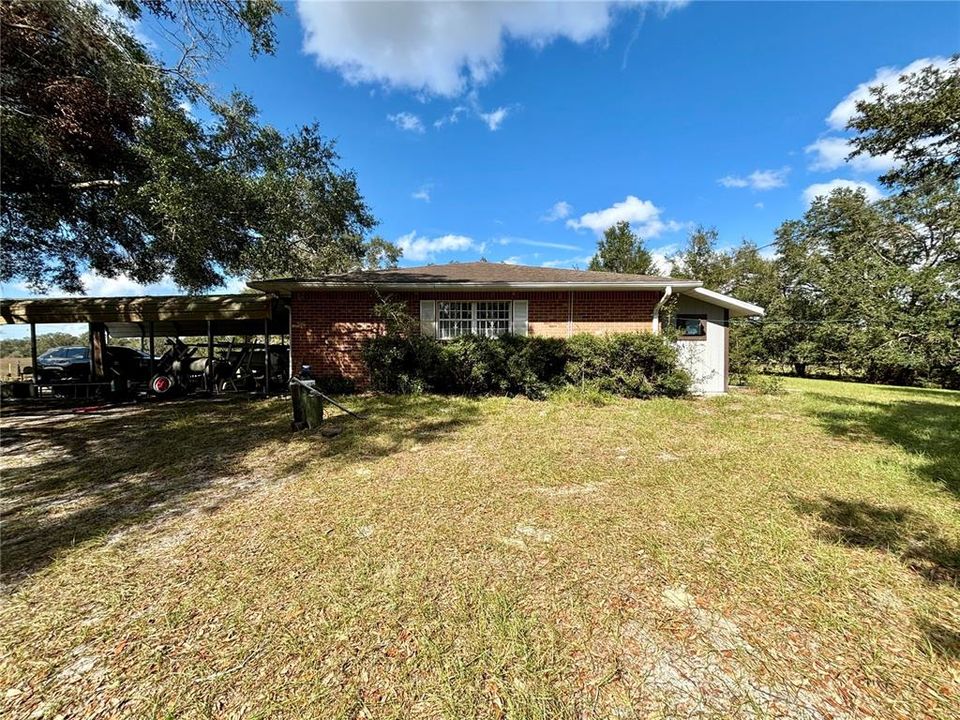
[[652, 285, 672, 334]]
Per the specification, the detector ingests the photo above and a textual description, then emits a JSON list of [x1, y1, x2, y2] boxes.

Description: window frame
[[437, 301, 474, 340], [675, 313, 708, 340], [436, 300, 514, 340]]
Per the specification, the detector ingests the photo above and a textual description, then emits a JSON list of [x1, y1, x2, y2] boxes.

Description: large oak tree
[[1, 0, 391, 293]]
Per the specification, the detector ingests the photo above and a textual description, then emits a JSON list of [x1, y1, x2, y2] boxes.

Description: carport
[[0, 294, 289, 395]]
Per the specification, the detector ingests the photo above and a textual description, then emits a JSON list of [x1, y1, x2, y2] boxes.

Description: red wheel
[[150, 374, 176, 397]]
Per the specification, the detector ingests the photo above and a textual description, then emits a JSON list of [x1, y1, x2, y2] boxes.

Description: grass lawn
[[1, 378, 958, 718]]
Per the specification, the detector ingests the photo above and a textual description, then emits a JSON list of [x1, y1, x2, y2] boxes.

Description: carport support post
[[29, 322, 38, 396], [263, 318, 270, 395], [207, 320, 216, 394], [89, 322, 106, 382], [148, 322, 155, 379]]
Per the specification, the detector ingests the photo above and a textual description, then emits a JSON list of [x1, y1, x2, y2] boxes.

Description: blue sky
[[3, 1, 958, 338]]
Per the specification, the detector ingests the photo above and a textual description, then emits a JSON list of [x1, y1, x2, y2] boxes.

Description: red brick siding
[[291, 289, 659, 386]]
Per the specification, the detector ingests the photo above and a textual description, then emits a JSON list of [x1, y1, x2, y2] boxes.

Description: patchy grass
[[1, 379, 958, 719]]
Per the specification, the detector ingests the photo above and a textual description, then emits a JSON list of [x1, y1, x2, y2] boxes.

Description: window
[[475, 301, 511, 337], [676, 314, 707, 339], [436, 301, 514, 339], [437, 302, 473, 340]]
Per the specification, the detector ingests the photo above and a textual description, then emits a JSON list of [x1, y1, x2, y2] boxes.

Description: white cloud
[[412, 185, 432, 202], [4, 270, 245, 300], [79, 272, 178, 297], [434, 105, 468, 128], [396, 231, 478, 262], [480, 106, 509, 131], [296, 1, 631, 97], [754, 202, 764, 209], [718, 167, 789, 190], [502, 256, 523, 265], [805, 136, 896, 173], [802, 179, 883, 206], [541, 255, 595, 269], [387, 111, 425, 133], [566, 195, 684, 238], [826, 57, 951, 130], [540, 201, 572, 222], [498, 236, 580, 251], [650, 251, 673, 276], [804, 58, 951, 176]]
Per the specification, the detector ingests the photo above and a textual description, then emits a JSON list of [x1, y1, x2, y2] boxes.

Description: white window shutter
[[420, 300, 437, 337], [512, 300, 529, 336]]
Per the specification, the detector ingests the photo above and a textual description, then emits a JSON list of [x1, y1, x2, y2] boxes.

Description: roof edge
[[681, 287, 765, 317], [247, 279, 703, 295]]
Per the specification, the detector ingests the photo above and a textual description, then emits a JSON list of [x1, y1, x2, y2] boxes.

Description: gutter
[[247, 279, 702, 296], [651, 285, 673, 334]]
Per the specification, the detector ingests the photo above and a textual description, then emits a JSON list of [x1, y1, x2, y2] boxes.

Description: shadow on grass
[[920, 620, 960, 660], [1, 394, 481, 587], [793, 496, 960, 586], [803, 392, 960, 494], [794, 495, 960, 659]]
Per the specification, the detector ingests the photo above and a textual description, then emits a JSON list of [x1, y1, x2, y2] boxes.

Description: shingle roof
[[247, 261, 698, 293]]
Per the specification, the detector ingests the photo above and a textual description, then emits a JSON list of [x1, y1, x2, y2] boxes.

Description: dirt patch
[[500, 523, 554, 549], [590, 587, 842, 719]]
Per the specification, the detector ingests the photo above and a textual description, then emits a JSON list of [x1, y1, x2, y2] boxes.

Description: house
[[248, 262, 764, 394]]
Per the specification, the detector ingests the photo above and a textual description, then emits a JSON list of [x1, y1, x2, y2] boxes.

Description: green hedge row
[[362, 332, 691, 400]]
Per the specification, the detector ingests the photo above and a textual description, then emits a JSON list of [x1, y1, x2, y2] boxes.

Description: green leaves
[[588, 221, 659, 275], [0, 0, 390, 293], [772, 186, 959, 387], [848, 58, 960, 191]]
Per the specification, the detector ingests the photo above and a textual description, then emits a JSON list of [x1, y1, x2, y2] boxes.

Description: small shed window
[[676, 314, 707, 339]]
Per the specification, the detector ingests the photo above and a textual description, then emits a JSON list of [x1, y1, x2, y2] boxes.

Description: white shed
[[673, 287, 765, 395]]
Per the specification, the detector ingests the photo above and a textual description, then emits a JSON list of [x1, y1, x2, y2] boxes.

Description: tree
[[848, 57, 960, 191], [588, 221, 658, 275], [772, 187, 959, 386], [0, 0, 392, 293], [670, 226, 778, 374], [669, 226, 734, 291]]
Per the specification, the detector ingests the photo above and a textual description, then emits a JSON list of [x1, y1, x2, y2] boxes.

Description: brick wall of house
[[290, 289, 659, 385]]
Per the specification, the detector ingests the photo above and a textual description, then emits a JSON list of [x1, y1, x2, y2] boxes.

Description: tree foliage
[[848, 57, 960, 191], [665, 59, 960, 389], [0, 0, 392, 293], [588, 221, 659, 275], [772, 187, 959, 385]]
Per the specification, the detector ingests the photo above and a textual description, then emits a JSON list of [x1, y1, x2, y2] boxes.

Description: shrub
[[362, 333, 441, 394], [434, 334, 568, 399], [361, 302, 690, 400], [548, 384, 615, 407], [747, 373, 785, 395], [565, 332, 691, 398], [314, 375, 358, 396]]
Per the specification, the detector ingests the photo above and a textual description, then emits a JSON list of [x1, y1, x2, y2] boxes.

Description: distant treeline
[[0, 332, 144, 358]]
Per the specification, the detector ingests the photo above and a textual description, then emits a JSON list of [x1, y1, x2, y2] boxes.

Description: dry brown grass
[[1, 379, 958, 718]]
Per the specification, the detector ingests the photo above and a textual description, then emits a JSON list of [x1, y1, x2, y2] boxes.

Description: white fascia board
[[248, 280, 703, 295], [682, 287, 765, 317]]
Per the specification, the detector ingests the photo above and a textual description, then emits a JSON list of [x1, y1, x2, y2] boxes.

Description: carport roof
[[0, 294, 289, 338]]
